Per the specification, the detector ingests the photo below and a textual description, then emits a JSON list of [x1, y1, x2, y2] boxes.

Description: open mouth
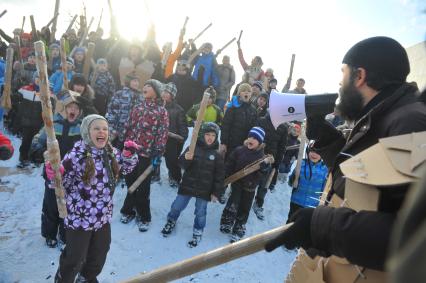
[[69, 113, 76, 119], [96, 137, 106, 143]]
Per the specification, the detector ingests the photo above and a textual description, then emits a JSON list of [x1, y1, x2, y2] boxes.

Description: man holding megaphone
[[267, 36, 426, 282]]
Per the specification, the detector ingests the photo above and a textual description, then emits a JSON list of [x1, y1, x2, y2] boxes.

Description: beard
[[336, 81, 364, 122]]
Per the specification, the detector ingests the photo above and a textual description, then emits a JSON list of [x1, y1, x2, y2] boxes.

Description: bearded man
[[265, 36, 426, 281]]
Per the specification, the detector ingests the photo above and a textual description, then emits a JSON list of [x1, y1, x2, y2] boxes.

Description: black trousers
[[164, 139, 184, 182], [121, 157, 152, 222], [56, 224, 111, 283], [41, 181, 65, 242], [221, 184, 255, 227], [254, 167, 272, 208], [19, 126, 40, 161]]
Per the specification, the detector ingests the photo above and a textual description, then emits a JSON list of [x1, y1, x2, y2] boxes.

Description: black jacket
[[221, 101, 257, 151], [178, 140, 225, 201], [256, 113, 288, 166], [226, 143, 266, 192], [310, 83, 426, 270], [166, 73, 203, 113], [282, 134, 300, 165], [165, 100, 188, 141]]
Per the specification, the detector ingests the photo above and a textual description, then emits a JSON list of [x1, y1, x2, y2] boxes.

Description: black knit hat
[[342, 36, 410, 84]]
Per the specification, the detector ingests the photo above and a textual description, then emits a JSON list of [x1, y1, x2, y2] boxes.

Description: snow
[[0, 131, 297, 283]]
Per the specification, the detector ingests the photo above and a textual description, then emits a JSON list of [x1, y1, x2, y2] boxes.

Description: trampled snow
[[0, 131, 296, 283]]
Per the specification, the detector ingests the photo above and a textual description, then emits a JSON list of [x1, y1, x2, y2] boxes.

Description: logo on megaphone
[[270, 90, 338, 128]]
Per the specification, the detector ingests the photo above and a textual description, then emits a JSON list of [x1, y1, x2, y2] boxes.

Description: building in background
[[406, 41, 426, 91]]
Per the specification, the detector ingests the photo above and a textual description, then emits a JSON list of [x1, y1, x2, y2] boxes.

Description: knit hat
[[238, 83, 252, 95], [96, 58, 107, 65], [70, 74, 87, 87], [163, 82, 177, 98], [248, 127, 265, 144], [144, 79, 164, 98], [342, 36, 410, 85], [81, 114, 108, 147], [49, 43, 60, 50], [74, 47, 86, 55], [252, 81, 263, 91], [124, 71, 139, 88], [259, 92, 269, 101]]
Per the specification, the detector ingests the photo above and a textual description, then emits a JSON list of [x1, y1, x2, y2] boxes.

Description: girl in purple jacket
[[46, 114, 139, 283]]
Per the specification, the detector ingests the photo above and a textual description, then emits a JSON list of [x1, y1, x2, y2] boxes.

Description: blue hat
[[248, 127, 265, 144]]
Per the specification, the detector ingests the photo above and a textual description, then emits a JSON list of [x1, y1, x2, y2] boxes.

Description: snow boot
[[137, 218, 150, 232], [168, 178, 179, 188], [120, 214, 135, 224], [17, 160, 30, 169], [252, 202, 265, 221], [220, 223, 232, 234], [230, 223, 246, 243], [75, 273, 99, 283], [187, 229, 202, 248], [161, 220, 176, 237], [46, 238, 58, 248]]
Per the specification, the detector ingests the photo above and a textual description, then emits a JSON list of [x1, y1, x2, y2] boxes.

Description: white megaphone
[[269, 90, 338, 128]]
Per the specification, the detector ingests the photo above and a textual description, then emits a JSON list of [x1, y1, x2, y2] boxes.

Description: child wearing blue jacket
[[287, 145, 328, 221]]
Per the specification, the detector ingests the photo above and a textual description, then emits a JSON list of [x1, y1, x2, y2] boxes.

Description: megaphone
[[269, 90, 338, 128]]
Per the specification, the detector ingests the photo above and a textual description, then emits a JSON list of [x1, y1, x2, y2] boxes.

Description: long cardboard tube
[[34, 40, 67, 218], [120, 223, 293, 283], [128, 165, 153, 194], [1, 48, 14, 111], [60, 38, 69, 90], [82, 42, 95, 80]]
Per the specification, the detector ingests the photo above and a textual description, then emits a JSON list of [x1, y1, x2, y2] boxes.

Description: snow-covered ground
[[0, 131, 296, 283]]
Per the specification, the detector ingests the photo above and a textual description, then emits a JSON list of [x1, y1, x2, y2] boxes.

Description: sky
[[1, 0, 425, 93]]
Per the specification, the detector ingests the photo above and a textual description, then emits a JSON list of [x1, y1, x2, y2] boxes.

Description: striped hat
[[248, 127, 265, 144]]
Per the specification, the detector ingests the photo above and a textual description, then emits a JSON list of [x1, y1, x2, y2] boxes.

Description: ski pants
[[55, 224, 111, 283], [121, 157, 152, 222], [167, 194, 208, 232], [255, 167, 272, 208], [221, 184, 255, 228], [164, 139, 184, 182], [19, 126, 40, 161], [41, 180, 65, 242]]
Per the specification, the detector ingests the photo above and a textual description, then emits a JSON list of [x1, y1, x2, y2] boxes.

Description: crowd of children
[[0, 18, 331, 282]]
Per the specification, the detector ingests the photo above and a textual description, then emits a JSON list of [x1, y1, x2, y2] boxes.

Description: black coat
[[221, 101, 257, 152], [256, 113, 288, 166], [282, 134, 300, 165], [165, 100, 188, 140], [166, 73, 202, 113], [226, 143, 266, 192], [310, 83, 426, 270], [178, 140, 225, 201]]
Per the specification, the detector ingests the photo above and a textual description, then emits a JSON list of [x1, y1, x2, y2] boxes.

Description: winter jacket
[[0, 131, 14, 160], [216, 63, 235, 101], [192, 52, 220, 89], [282, 134, 300, 166], [221, 96, 257, 151], [166, 73, 202, 112], [310, 83, 426, 270], [178, 140, 224, 201], [60, 140, 138, 231], [49, 70, 74, 95], [48, 56, 61, 75], [17, 85, 43, 128], [125, 98, 169, 158], [90, 70, 116, 99], [162, 35, 185, 78], [106, 87, 142, 142], [0, 59, 5, 86], [30, 113, 81, 161], [165, 100, 188, 141], [256, 113, 288, 167], [186, 104, 223, 126], [289, 159, 328, 207], [226, 143, 266, 192], [237, 48, 264, 82]]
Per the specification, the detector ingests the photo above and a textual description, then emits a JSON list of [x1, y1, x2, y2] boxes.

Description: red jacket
[[0, 132, 14, 160], [125, 98, 169, 158]]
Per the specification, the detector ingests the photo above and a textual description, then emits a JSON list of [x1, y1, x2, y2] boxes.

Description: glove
[[45, 161, 65, 180], [265, 207, 314, 252], [123, 140, 140, 158], [306, 116, 341, 143], [151, 156, 162, 168], [0, 145, 13, 160]]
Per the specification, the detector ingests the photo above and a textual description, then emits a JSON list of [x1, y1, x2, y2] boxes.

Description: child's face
[[309, 151, 321, 163], [207, 97, 214, 106], [97, 63, 108, 72], [269, 81, 277, 89], [130, 79, 140, 90], [51, 48, 60, 57], [74, 52, 84, 62], [72, 84, 85, 94], [257, 96, 267, 108], [89, 119, 109, 149], [204, 132, 216, 145], [65, 103, 80, 122], [246, 137, 260, 149], [239, 91, 252, 103], [143, 84, 156, 99], [161, 91, 173, 103], [27, 55, 36, 64]]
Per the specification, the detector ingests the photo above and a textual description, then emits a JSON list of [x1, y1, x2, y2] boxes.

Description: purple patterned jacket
[[60, 140, 138, 231]]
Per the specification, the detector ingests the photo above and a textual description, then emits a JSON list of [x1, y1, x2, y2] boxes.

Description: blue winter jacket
[[0, 59, 5, 86], [192, 52, 220, 88], [290, 159, 328, 208], [49, 70, 74, 95]]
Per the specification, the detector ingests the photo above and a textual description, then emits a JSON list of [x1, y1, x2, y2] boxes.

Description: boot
[[252, 202, 265, 221], [187, 229, 202, 248], [161, 220, 176, 237], [120, 214, 135, 224]]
